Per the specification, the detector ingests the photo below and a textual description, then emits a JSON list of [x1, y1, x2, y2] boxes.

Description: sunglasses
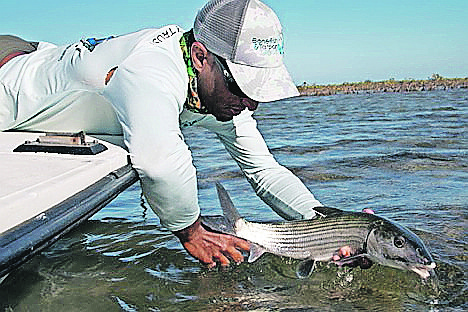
[[214, 54, 248, 98]]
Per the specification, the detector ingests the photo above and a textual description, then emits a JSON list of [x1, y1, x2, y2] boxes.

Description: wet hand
[[332, 246, 352, 262], [173, 217, 250, 268]]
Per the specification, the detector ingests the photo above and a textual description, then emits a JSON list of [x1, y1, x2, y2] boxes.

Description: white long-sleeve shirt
[[0, 25, 321, 231]]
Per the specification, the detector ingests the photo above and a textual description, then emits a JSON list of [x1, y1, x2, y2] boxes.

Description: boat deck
[[0, 132, 139, 279]]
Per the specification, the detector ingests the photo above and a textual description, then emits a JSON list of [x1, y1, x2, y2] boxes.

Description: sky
[[3, 0, 467, 85]]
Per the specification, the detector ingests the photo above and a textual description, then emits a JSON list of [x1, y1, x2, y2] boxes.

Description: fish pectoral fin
[[333, 254, 373, 269], [248, 243, 266, 263], [334, 254, 365, 266], [296, 259, 316, 279]]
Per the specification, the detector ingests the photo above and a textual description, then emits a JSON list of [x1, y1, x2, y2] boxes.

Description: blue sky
[[3, 0, 467, 84]]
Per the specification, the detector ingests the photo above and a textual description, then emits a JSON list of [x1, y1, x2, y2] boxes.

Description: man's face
[[197, 53, 258, 122]]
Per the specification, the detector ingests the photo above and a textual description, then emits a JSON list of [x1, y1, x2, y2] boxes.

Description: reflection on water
[[0, 90, 467, 311]]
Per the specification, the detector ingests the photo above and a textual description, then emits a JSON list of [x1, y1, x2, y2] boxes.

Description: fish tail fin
[[216, 182, 267, 263], [216, 182, 242, 228]]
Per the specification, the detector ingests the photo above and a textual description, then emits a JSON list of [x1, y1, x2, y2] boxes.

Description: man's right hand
[[173, 216, 250, 268]]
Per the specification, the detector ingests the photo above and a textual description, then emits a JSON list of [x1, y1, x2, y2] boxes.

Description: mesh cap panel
[[194, 0, 250, 60]]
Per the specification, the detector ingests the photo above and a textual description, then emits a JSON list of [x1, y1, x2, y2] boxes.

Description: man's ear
[[191, 42, 209, 72]]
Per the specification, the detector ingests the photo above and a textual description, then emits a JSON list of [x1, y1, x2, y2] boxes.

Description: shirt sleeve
[[102, 49, 200, 232], [199, 109, 322, 220]]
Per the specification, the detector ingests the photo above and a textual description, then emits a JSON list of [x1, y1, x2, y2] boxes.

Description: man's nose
[[242, 98, 259, 111]]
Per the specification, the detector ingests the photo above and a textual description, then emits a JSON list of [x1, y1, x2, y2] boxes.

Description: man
[[0, 0, 322, 268]]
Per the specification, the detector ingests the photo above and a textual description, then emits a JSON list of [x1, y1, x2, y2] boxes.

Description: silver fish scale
[[237, 215, 372, 260]]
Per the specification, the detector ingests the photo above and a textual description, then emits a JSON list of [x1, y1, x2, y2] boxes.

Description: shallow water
[[1, 90, 467, 311]]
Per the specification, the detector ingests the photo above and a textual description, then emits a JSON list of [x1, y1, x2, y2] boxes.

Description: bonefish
[[201, 183, 436, 279]]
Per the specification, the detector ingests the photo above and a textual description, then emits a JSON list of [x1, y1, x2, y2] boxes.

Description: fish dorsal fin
[[248, 243, 266, 263], [216, 182, 241, 226], [313, 206, 344, 218], [296, 259, 316, 278]]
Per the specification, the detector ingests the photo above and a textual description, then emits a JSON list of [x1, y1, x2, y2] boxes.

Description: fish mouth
[[410, 262, 436, 279]]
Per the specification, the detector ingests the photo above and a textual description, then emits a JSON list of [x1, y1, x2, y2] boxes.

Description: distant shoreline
[[297, 77, 468, 96]]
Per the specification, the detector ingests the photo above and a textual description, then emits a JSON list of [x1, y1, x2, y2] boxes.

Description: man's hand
[[173, 216, 250, 268]]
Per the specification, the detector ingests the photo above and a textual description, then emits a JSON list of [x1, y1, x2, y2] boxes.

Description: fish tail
[[215, 182, 241, 230]]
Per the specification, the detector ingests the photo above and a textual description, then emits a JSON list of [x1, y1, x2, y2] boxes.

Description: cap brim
[[226, 61, 299, 103]]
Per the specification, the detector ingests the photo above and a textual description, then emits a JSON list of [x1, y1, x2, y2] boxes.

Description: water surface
[[1, 90, 467, 311]]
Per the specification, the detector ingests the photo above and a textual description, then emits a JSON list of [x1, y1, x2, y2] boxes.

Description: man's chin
[[214, 114, 233, 122]]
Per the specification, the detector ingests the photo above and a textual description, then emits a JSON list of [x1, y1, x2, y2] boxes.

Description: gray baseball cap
[[194, 0, 299, 102]]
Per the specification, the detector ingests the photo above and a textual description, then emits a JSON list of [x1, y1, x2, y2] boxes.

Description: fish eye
[[393, 236, 406, 248]]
